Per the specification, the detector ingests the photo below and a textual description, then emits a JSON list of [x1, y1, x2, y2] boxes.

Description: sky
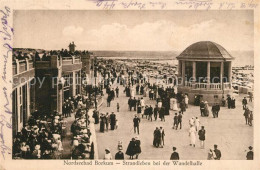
[[14, 10, 254, 51]]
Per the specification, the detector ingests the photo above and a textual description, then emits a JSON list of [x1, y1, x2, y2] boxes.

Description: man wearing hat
[[170, 147, 179, 160], [213, 144, 221, 160], [246, 146, 253, 160]]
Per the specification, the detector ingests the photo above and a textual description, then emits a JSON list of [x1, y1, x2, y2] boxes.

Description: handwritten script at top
[[91, 0, 167, 9], [0, 6, 13, 160], [89, 0, 258, 10]]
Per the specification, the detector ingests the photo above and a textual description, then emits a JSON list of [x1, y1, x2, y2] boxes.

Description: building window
[[214, 95, 218, 99]]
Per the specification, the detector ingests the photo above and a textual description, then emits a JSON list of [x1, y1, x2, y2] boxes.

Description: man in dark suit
[[133, 97, 137, 111], [227, 96, 231, 109], [215, 103, 220, 118], [242, 97, 247, 110], [133, 115, 140, 134], [154, 105, 158, 121], [213, 144, 221, 160], [170, 147, 179, 160], [177, 111, 182, 129]]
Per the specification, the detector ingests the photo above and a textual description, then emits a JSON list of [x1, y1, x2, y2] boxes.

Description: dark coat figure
[[170, 151, 179, 160], [148, 106, 153, 121], [159, 107, 165, 121], [115, 151, 124, 160], [180, 100, 186, 114], [243, 108, 250, 125], [137, 105, 142, 114], [128, 98, 132, 111], [133, 116, 140, 134], [92, 110, 99, 124], [126, 139, 136, 159], [198, 129, 206, 141], [215, 104, 220, 117], [110, 113, 116, 130], [242, 97, 248, 110], [213, 145, 221, 160], [212, 105, 217, 118], [100, 115, 106, 132], [173, 114, 178, 130], [140, 85, 144, 95], [200, 101, 205, 116], [177, 112, 182, 129], [154, 107, 158, 121], [134, 139, 141, 159], [227, 96, 232, 109], [132, 98, 137, 111], [231, 98, 236, 109], [246, 147, 253, 160], [153, 128, 161, 147]]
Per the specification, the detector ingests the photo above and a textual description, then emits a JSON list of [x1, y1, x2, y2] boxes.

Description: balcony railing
[[13, 59, 34, 75]]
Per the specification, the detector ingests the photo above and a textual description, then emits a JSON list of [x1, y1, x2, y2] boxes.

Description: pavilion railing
[[195, 83, 207, 89], [210, 83, 221, 89], [183, 82, 231, 90]]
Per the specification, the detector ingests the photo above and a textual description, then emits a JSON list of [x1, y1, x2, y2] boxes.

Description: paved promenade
[[94, 83, 253, 160]]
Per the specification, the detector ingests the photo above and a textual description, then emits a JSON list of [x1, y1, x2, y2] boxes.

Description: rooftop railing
[[12, 59, 34, 75]]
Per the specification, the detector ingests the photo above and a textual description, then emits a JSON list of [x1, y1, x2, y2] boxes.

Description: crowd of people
[[13, 110, 66, 159]]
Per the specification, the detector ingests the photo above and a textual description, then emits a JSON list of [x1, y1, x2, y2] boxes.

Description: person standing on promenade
[[173, 113, 178, 130], [248, 111, 253, 126], [115, 86, 119, 98], [117, 102, 120, 112], [213, 145, 221, 160], [242, 97, 248, 110], [133, 115, 140, 135], [170, 147, 179, 160], [159, 127, 165, 147], [189, 126, 196, 147], [195, 117, 200, 131], [177, 111, 182, 129], [243, 107, 250, 125], [246, 146, 253, 160], [198, 126, 206, 149]]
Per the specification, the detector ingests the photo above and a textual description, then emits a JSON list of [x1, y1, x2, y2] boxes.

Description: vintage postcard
[[0, 0, 259, 169]]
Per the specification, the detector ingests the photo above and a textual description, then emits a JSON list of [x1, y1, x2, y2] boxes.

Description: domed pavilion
[[176, 41, 235, 105]]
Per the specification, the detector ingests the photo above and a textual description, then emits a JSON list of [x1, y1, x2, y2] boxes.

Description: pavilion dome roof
[[176, 41, 234, 60]]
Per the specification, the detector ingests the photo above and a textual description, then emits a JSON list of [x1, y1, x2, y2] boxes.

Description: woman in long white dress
[[189, 126, 196, 147]]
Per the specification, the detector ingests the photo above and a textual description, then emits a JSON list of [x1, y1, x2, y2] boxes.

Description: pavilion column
[[192, 61, 196, 88], [228, 61, 232, 88], [182, 60, 185, 86], [207, 61, 211, 90], [220, 62, 224, 90]]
